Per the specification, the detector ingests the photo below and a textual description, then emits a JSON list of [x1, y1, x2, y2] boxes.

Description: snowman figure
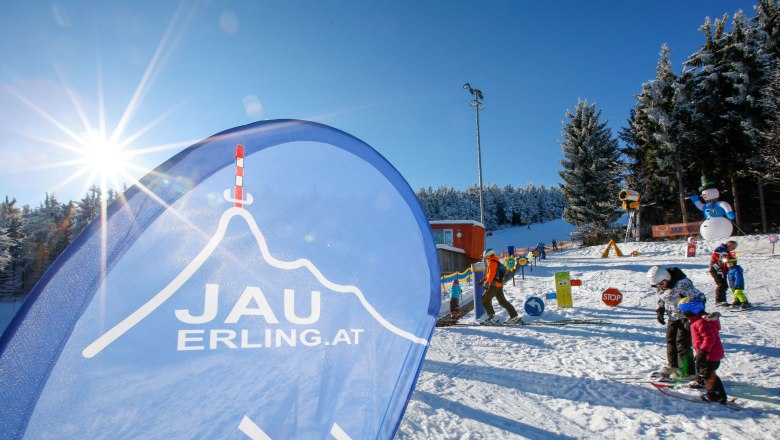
[[689, 177, 735, 241]]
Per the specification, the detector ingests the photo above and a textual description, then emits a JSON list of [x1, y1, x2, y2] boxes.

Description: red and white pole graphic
[[234, 144, 245, 208]]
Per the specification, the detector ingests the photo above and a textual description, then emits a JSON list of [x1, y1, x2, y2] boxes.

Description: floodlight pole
[[464, 83, 486, 227]]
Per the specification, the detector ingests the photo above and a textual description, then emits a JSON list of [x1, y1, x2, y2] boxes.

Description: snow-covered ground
[[485, 214, 629, 252], [486, 218, 576, 252], [3, 231, 779, 439], [398, 233, 780, 439]]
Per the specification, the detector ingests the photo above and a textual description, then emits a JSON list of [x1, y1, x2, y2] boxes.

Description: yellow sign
[[555, 271, 573, 308], [518, 257, 527, 266], [601, 240, 624, 258]]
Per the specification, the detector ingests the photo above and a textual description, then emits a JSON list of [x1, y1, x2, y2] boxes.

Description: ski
[[605, 373, 675, 384], [437, 318, 610, 328], [650, 382, 741, 410], [726, 304, 757, 313]]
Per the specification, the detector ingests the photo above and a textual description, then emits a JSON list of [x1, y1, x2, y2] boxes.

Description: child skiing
[[727, 258, 751, 309], [480, 248, 521, 325], [647, 266, 706, 380], [678, 297, 728, 404], [710, 240, 738, 306], [450, 279, 462, 319]]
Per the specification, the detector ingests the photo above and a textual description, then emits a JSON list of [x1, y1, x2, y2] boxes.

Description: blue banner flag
[[0, 120, 439, 439]]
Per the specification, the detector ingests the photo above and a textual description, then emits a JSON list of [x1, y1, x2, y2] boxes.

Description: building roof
[[429, 220, 485, 229], [436, 244, 465, 254]]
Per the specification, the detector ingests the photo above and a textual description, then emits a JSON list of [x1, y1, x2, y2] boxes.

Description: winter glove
[[656, 306, 666, 325], [695, 349, 708, 364]]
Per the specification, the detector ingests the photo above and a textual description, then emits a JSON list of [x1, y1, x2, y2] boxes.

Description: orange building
[[429, 221, 486, 273]]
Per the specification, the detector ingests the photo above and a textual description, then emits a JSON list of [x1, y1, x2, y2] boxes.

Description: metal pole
[[475, 104, 485, 226]]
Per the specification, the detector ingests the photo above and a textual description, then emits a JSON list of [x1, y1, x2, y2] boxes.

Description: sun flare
[[79, 130, 130, 185]]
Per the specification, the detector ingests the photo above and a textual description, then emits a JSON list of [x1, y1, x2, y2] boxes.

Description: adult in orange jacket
[[480, 249, 521, 325]]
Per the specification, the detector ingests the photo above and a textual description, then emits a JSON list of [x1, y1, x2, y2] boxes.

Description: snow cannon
[[619, 189, 641, 241], [554, 271, 581, 308], [689, 176, 735, 241], [619, 189, 640, 211]]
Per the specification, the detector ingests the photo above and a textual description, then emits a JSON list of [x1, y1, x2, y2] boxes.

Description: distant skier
[[710, 241, 738, 306], [536, 243, 546, 259], [726, 257, 751, 309], [450, 279, 462, 319], [647, 266, 706, 380], [678, 297, 728, 404], [551, 239, 558, 252], [480, 249, 521, 325]]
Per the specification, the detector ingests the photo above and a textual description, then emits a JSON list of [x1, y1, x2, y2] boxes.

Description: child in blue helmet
[[726, 257, 751, 309], [678, 297, 728, 404]]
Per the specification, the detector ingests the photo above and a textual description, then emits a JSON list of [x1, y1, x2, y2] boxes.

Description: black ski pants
[[709, 268, 729, 303], [697, 359, 727, 403], [449, 298, 460, 316], [482, 285, 518, 319], [666, 319, 693, 376]]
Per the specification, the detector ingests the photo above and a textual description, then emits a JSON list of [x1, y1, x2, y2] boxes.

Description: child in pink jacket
[[679, 297, 728, 404]]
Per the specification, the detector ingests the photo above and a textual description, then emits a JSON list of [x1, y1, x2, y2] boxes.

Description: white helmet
[[647, 266, 671, 286], [483, 248, 495, 259]]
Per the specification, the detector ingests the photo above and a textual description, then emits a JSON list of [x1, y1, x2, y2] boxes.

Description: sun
[[79, 130, 131, 186]]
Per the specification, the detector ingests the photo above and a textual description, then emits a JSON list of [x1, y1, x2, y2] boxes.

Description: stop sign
[[602, 288, 622, 307]]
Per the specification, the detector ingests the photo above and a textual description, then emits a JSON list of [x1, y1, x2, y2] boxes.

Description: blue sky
[[0, 0, 756, 206]]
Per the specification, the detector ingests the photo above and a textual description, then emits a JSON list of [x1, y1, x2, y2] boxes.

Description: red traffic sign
[[602, 288, 622, 307], [770, 235, 778, 244]]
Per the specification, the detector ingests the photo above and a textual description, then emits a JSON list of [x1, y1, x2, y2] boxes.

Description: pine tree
[[70, 185, 103, 239], [559, 100, 622, 229], [0, 228, 12, 273], [761, 67, 780, 182], [20, 193, 74, 292], [0, 197, 24, 296]]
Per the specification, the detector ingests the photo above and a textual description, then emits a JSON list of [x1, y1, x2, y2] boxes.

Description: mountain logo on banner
[[83, 145, 427, 359], [0, 120, 438, 440]]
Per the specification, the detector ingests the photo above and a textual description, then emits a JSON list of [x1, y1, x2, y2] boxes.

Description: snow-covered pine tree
[[559, 100, 622, 229], [69, 185, 102, 239], [0, 228, 12, 274], [761, 68, 780, 182], [20, 193, 74, 292], [0, 197, 24, 296]]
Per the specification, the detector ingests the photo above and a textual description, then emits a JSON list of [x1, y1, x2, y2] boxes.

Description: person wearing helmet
[[480, 249, 521, 325], [710, 240, 738, 306], [726, 258, 751, 309], [678, 297, 728, 404], [647, 266, 706, 380], [449, 279, 463, 319]]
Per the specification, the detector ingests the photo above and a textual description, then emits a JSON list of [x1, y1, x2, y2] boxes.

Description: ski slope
[[398, 234, 780, 439], [2, 233, 779, 439]]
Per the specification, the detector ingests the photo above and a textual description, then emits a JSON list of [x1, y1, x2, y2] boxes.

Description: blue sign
[[0, 120, 439, 439], [524, 297, 545, 316]]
